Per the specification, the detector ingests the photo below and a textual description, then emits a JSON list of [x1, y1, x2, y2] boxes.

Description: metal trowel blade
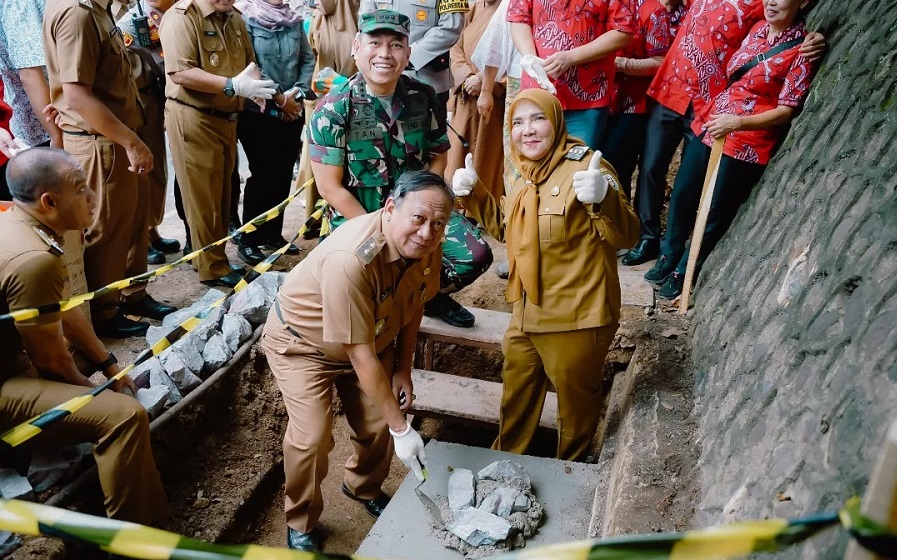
[[415, 469, 445, 526]]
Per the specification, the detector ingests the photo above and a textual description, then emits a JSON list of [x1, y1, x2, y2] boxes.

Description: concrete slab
[[357, 441, 600, 559], [617, 258, 655, 308]]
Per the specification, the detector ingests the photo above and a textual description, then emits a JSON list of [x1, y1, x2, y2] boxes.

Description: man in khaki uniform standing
[[0, 148, 170, 526], [160, 0, 276, 288], [262, 171, 446, 551], [43, 0, 176, 338]]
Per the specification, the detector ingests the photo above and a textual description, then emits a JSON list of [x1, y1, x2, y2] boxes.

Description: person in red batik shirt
[[646, 0, 817, 300], [507, 0, 635, 149]]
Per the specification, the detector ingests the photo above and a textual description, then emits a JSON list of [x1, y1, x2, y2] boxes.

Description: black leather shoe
[[151, 236, 181, 254], [341, 483, 390, 518], [495, 260, 509, 279], [302, 226, 320, 241], [94, 311, 150, 339], [644, 254, 678, 285], [147, 246, 165, 265], [657, 271, 685, 300], [622, 239, 660, 266], [424, 293, 475, 328], [286, 527, 319, 552], [182, 239, 193, 256], [201, 271, 243, 288], [237, 243, 265, 266], [230, 264, 246, 273], [261, 236, 300, 255], [119, 295, 177, 320]]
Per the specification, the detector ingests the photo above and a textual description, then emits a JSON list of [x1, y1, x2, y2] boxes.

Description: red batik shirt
[[693, 21, 813, 164], [508, 0, 635, 111], [0, 80, 11, 167], [648, 0, 765, 116], [611, 0, 675, 114]]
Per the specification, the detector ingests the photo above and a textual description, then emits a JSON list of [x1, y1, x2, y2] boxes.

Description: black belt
[[274, 299, 301, 338], [168, 98, 239, 121], [63, 130, 102, 137]]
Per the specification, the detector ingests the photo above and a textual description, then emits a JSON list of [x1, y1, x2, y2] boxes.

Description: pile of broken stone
[[129, 272, 286, 417], [436, 460, 544, 558]]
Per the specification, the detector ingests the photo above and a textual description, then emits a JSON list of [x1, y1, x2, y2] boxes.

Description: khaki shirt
[[43, 0, 145, 133], [273, 209, 441, 363], [159, 0, 255, 112], [0, 208, 68, 381]]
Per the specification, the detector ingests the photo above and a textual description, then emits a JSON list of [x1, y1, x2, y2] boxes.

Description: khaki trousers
[[137, 91, 168, 229], [494, 319, 618, 461], [261, 324, 394, 533], [63, 134, 149, 320], [0, 376, 170, 525], [165, 101, 235, 280]]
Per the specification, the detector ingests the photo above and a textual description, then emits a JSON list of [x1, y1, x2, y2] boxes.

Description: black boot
[[622, 239, 660, 266]]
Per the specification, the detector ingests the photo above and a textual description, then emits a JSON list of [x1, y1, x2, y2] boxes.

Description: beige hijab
[[505, 89, 585, 305]]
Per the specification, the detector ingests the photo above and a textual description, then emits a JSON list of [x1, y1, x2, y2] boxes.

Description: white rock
[[512, 492, 530, 513], [0, 530, 20, 556], [150, 361, 182, 404], [222, 313, 253, 352], [447, 507, 512, 546], [254, 272, 285, 304], [478, 486, 521, 517], [191, 305, 226, 343], [136, 386, 170, 418], [202, 333, 232, 373], [229, 282, 269, 325], [161, 350, 203, 394], [26, 444, 89, 492], [162, 288, 228, 329], [129, 357, 163, 390], [170, 335, 205, 374], [448, 469, 476, 511], [146, 325, 167, 347], [477, 460, 531, 489], [0, 468, 34, 500]]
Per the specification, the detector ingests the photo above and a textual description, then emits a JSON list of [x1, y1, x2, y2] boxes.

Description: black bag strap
[[727, 38, 803, 87]]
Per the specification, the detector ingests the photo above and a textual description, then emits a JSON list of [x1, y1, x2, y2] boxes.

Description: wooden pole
[[678, 138, 725, 315], [844, 418, 897, 559]]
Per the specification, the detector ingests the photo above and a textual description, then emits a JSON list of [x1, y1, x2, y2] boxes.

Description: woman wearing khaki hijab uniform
[[452, 89, 639, 461]]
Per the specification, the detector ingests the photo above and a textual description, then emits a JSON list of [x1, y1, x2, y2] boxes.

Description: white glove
[[520, 54, 557, 95], [231, 63, 277, 100], [572, 151, 608, 204], [0, 128, 28, 158], [451, 153, 478, 197], [390, 422, 428, 481]]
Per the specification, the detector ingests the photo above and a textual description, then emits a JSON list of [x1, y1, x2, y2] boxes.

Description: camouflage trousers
[[441, 211, 493, 294]]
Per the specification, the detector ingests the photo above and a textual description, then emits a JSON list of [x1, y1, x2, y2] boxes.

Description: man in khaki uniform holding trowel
[[262, 171, 446, 552], [160, 0, 276, 287]]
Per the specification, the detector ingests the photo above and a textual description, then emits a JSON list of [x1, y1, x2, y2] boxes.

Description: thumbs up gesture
[[451, 153, 478, 197], [572, 151, 608, 204]]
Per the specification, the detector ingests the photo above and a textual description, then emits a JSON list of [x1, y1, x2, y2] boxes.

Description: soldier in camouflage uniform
[[309, 9, 491, 328]]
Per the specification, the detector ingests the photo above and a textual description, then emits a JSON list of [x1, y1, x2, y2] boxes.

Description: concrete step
[[409, 369, 558, 430]]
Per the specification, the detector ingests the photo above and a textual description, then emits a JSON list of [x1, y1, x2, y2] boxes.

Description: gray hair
[[388, 170, 455, 207], [6, 147, 81, 204]]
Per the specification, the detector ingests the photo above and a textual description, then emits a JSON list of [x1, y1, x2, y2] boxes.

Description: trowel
[[415, 469, 445, 526]]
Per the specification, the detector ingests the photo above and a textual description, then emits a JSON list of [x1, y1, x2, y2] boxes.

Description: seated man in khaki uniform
[[262, 170, 449, 551], [0, 148, 170, 526]]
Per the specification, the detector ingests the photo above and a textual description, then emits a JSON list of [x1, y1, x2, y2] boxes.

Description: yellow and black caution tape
[[0, 204, 329, 449], [0, 178, 315, 324], [0, 497, 894, 560]]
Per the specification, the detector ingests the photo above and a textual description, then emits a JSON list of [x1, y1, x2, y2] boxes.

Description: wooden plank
[[844, 418, 897, 560], [419, 308, 510, 349], [409, 369, 558, 430]]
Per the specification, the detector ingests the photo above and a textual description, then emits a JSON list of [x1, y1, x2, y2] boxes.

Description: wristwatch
[[223, 77, 236, 98], [94, 352, 118, 373]]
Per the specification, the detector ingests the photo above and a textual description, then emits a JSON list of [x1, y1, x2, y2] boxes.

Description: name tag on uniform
[[349, 128, 380, 142], [204, 30, 218, 36], [403, 119, 426, 132]]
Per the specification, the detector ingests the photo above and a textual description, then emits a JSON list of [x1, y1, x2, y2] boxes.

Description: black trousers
[[600, 111, 650, 200], [636, 102, 696, 243], [660, 134, 766, 277], [236, 110, 304, 246], [0, 162, 9, 201]]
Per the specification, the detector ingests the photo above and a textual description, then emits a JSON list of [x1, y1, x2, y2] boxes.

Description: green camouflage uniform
[[309, 72, 492, 292]]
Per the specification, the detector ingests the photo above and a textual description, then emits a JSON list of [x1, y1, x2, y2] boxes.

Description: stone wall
[[689, 1, 897, 558]]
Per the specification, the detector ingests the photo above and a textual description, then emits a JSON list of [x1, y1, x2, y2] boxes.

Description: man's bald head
[[6, 147, 83, 204]]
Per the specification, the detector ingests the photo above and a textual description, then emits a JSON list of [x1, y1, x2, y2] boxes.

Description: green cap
[[358, 9, 411, 37]]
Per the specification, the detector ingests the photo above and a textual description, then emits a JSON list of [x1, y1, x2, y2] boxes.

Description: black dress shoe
[[230, 263, 246, 273], [151, 236, 181, 254], [302, 226, 320, 241], [423, 293, 475, 328], [286, 527, 319, 552], [94, 311, 150, 339], [200, 271, 243, 288], [147, 246, 166, 265], [182, 239, 193, 256], [644, 254, 678, 285], [341, 483, 390, 518], [236, 243, 265, 266], [622, 239, 660, 266], [657, 271, 685, 300], [261, 236, 300, 255], [119, 295, 177, 320]]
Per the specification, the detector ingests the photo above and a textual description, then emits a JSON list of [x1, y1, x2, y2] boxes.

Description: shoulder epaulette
[[174, 0, 193, 13], [78, 0, 94, 9], [355, 232, 386, 265], [31, 227, 64, 257]]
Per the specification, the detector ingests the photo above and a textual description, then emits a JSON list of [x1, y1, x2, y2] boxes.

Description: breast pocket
[[200, 34, 225, 69], [250, 26, 279, 60], [410, 1, 437, 27], [347, 138, 390, 188], [538, 203, 567, 244], [374, 295, 394, 337]]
